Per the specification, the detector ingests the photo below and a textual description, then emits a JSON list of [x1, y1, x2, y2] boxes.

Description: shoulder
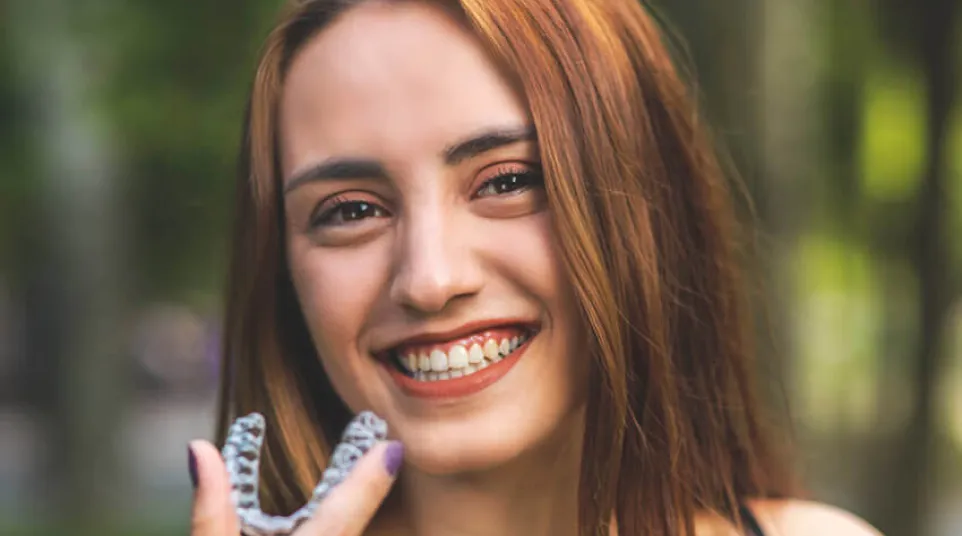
[[746, 499, 883, 536]]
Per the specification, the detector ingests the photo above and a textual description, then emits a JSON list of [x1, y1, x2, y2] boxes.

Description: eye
[[311, 198, 389, 228], [474, 166, 543, 199]]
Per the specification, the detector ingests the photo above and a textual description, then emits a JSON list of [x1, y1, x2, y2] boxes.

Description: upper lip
[[373, 318, 539, 357]]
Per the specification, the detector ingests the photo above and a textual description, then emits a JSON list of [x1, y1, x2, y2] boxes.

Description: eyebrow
[[283, 158, 388, 194], [283, 125, 536, 194], [443, 125, 536, 165]]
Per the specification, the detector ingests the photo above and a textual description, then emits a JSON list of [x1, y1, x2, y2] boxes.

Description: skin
[[188, 439, 882, 536], [279, 2, 587, 535], [187, 2, 884, 535]]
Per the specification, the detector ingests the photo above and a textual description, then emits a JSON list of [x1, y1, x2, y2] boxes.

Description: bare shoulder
[[747, 499, 883, 536]]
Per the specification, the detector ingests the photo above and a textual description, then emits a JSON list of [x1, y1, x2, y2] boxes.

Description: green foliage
[[949, 103, 962, 272], [98, 0, 284, 304], [859, 63, 926, 202], [0, 17, 39, 275]]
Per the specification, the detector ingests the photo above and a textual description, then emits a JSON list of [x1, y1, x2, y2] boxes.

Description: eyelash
[[309, 165, 544, 229], [474, 165, 544, 199], [310, 195, 388, 228]]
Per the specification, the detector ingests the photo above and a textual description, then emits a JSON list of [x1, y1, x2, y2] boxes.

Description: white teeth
[[468, 344, 484, 364], [448, 345, 469, 369], [430, 350, 448, 372], [398, 330, 536, 380], [483, 339, 500, 360]]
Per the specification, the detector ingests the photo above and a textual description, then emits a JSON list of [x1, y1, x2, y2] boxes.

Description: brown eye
[[475, 169, 543, 198], [312, 200, 389, 228]]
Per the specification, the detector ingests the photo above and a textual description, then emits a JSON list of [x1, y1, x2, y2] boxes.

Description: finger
[[298, 440, 403, 535], [189, 440, 240, 535]]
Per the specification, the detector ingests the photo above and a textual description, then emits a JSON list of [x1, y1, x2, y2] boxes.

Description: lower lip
[[384, 337, 533, 399]]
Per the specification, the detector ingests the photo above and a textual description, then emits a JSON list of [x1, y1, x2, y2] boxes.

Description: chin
[[405, 428, 526, 475], [342, 326, 588, 475], [389, 398, 585, 476]]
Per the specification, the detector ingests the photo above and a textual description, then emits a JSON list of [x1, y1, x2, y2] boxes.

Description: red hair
[[218, 1, 797, 534]]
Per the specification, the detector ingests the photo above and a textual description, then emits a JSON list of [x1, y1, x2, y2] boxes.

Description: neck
[[392, 409, 585, 536]]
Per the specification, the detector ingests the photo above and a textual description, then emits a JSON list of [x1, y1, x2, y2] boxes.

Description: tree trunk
[[882, 0, 957, 534], [9, 0, 128, 530], [755, 0, 823, 466]]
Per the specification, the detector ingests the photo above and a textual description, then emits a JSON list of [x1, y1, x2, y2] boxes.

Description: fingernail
[[383, 441, 404, 476], [187, 444, 199, 489]]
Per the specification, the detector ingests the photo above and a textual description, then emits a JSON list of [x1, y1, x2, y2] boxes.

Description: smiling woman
[[184, 1, 883, 536]]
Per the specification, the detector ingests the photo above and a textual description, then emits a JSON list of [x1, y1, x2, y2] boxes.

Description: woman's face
[[280, 1, 587, 474]]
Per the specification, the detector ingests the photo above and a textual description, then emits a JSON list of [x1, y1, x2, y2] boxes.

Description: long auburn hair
[[216, 0, 797, 534]]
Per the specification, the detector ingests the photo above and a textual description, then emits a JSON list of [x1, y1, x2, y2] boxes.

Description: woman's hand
[[188, 438, 402, 535]]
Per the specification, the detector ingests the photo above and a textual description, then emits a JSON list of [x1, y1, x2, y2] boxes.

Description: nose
[[388, 204, 482, 315]]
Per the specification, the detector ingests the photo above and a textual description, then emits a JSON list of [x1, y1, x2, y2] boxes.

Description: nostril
[[391, 275, 459, 314], [388, 238, 483, 314]]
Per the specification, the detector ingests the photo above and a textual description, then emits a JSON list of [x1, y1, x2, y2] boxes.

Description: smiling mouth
[[388, 325, 537, 382]]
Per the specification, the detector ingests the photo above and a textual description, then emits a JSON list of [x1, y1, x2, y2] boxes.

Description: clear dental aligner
[[222, 411, 389, 536]]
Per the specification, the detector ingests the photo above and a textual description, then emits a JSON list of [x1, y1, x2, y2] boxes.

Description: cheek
[[499, 214, 588, 381], [494, 214, 574, 319], [287, 239, 388, 366]]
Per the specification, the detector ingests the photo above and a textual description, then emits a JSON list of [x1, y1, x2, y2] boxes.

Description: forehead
[[279, 1, 529, 175]]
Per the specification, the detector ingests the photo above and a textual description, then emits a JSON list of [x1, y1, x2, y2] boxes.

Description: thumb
[[189, 440, 239, 535], [297, 440, 403, 535]]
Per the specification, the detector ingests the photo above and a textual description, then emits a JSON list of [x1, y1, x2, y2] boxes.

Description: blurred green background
[[0, 0, 959, 535]]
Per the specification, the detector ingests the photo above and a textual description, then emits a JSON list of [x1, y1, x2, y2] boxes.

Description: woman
[[187, 0, 882, 534]]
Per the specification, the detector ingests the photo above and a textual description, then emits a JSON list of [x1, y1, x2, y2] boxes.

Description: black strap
[[739, 504, 765, 536]]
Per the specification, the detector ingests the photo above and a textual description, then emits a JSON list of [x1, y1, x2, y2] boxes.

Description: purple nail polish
[[188, 445, 199, 489], [383, 441, 404, 476]]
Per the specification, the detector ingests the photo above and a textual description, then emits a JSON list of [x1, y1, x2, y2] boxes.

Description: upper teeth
[[398, 333, 529, 379]]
